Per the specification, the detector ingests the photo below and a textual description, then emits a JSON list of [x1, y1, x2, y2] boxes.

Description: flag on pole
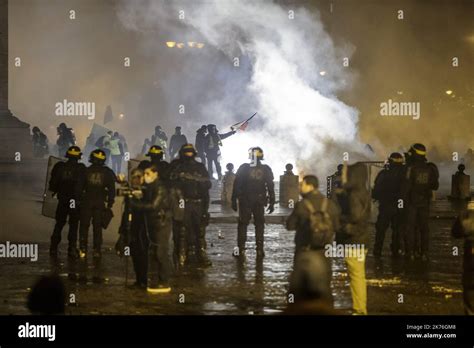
[[230, 112, 257, 131]]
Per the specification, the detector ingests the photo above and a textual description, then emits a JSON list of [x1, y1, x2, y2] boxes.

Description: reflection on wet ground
[[0, 181, 465, 315], [0, 218, 464, 315]]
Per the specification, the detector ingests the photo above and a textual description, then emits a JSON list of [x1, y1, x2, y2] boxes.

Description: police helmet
[[248, 147, 264, 160], [388, 152, 403, 164], [146, 145, 164, 158], [66, 146, 82, 159], [408, 143, 427, 157], [89, 149, 107, 164], [180, 143, 197, 158]]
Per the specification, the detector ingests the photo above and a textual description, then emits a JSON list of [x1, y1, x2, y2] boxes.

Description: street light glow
[[166, 41, 176, 48]]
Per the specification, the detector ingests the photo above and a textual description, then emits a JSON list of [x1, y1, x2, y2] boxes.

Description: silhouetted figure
[[204, 124, 235, 180], [56, 123, 76, 158], [31, 126, 49, 158], [27, 275, 66, 315], [169, 127, 187, 160], [221, 163, 236, 205], [195, 125, 208, 165]]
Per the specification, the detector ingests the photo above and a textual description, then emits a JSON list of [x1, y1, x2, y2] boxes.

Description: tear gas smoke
[[117, 0, 367, 177]]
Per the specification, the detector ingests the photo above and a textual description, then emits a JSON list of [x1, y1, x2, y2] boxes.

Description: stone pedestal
[[0, 0, 33, 163]]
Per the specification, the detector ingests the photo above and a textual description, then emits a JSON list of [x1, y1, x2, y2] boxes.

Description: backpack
[[303, 197, 334, 248]]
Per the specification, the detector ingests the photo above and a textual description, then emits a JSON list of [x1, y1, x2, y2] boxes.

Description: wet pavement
[[0, 180, 466, 315]]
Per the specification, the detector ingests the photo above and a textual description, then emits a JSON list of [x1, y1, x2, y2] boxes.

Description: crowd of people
[[44, 121, 473, 314]]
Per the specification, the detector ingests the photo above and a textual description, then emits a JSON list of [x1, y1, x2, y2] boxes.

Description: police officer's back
[[402, 143, 439, 260], [76, 149, 116, 258], [372, 152, 405, 256], [48, 146, 86, 257]]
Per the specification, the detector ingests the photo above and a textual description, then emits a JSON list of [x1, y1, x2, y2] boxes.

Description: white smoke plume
[[117, 0, 368, 177]]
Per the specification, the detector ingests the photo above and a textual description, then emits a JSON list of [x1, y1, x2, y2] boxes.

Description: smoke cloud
[[116, 0, 366, 176]]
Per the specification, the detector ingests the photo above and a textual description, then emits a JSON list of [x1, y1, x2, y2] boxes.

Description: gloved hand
[[266, 203, 274, 214], [231, 200, 238, 212]]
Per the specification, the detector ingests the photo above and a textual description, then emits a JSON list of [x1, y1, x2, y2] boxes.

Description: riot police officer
[[77, 149, 116, 258], [231, 147, 275, 258], [402, 143, 439, 261], [169, 144, 212, 267], [138, 145, 170, 182], [372, 152, 405, 257], [48, 146, 86, 258]]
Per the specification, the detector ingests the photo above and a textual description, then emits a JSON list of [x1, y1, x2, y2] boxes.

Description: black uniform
[[49, 159, 86, 254], [131, 180, 173, 288], [402, 157, 439, 258], [77, 163, 116, 254], [372, 163, 405, 256], [232, 162, 275, 255], [204, 130, 235, 179], [169, 156, 211, 265]]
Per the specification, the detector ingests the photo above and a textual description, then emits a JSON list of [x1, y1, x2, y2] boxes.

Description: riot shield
[[41, 156, 64, 219], [83, 123, 112, 160]]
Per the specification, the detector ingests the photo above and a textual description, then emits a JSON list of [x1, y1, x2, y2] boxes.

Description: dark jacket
[[286, 190, 340, 251], [334, 163, 371, 245], [372, 164, 405, 205], [169, 157, 211, 204], [131, 180, 172, 231], [49, 160, 86, 201], [204, 131, 234, 155], [402, 158, 439, 207], [195, 129, 207, 155], [76, 163, 116, 207], [232, 162, 275, 205]]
